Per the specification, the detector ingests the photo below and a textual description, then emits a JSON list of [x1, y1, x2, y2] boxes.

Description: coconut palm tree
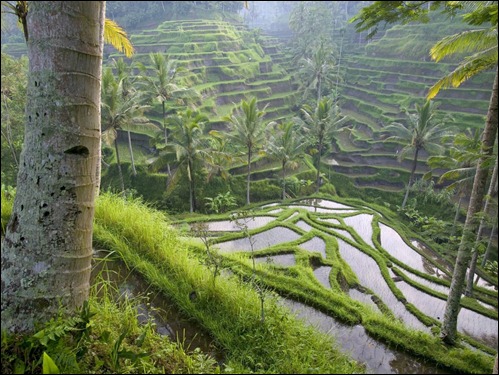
[[428, 128, 482, 233], [426, 1, 498, 345], [384, 100, 453, 209], [297, 41, 337, 103], [224, 97, 269, 205], [101, 67, 156, 193], [152, 109, 209, 213], [137, 53, 196, 175], [1, 1, 105, 334], [464, 156, 497, 296], [266, 121, 306, 200], [205, 129, 241, 183], [296, 97, 349, 193], [112, 57, 142, 176]]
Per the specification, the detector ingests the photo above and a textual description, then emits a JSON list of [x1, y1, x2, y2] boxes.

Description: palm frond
[[427, 47, 497, 99], [430, 28, 497, 62], [104, 18, 134, 58]]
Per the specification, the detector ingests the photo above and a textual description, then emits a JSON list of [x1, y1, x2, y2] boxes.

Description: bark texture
[[440, 71, 498, 344], [1, 1, 105, 333]]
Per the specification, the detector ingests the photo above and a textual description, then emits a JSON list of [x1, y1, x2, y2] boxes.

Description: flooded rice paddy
[[188, 198, 497, 373]]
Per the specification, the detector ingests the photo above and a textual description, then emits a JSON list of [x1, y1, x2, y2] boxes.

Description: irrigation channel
[[93, 198, 498, 374]]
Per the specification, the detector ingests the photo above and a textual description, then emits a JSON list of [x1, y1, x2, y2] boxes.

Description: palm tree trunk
[[402, 148, 420, 209], [188, 159, 196, 213], [163, 100, 171, 176], [316, 138, 323, 193], [127, 130, 137, 176], [480, 217, 498, 269], [282, 160, 287, 200], [440, 71, 498, 345], [465, 156, 498, 296], [451, 195, 462, 236], [247, 148, 252, 205], [1, 1, 104, 334], [114, 138, 125, 193]]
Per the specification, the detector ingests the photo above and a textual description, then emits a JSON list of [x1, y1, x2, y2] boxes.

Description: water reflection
[[337, 239, 428, 332], [313, 266, 332, 289], [295, 220, 313, 232], [343, 214, 375, 248], [396, 280, 498, 349], [295, 198, 354, 209], [300, 237, 327, 258], [215, 226, 300, 253], [254, 253, 296, 267], [203, 216, 275, 231], [279, 298, 450, 374], [380, 224, 446, 276], [91, 253, 223, 362]]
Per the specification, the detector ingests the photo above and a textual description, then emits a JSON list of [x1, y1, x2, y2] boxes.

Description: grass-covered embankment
[[93, 192, 366, 374]]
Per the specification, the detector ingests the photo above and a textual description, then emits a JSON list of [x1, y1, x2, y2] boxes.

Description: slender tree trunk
[[127, 130, 137, 176], [316, 136, 323, 193], [282, 160, 287, 200], [188, 159, 196, 213], [440, 72, 498, 345], [465, 157, 498, 296], [317, 75, 322, 103], [493, 353, 498, 374], [114, 138, 125, 193], [452, 195, 462, 236], [162, 100, 171, 176], [247, 147, 252, 205], [1, 1, 105, 334], [480, 217, 498, 269], [402, 148, 420, 209]]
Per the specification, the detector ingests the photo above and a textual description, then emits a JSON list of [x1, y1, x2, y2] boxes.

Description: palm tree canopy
[[428, 128, 483, 191], [427, 2, 498, 99], [384, 100, 454, 161], [266, 121, 306, 170], [224, 97, 268, 153], [101, 68, 156, 146], [298, 97, 349, 151]]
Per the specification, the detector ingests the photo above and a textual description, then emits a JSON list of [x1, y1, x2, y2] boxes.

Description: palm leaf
[[430, 28, 497, 62], [104, 19, 134, 58]]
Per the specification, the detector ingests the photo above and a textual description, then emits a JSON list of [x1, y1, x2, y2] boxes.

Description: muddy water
[[279, 298, 451, 374], [90, 252, 224, 362], [202, 216, 275, 231]]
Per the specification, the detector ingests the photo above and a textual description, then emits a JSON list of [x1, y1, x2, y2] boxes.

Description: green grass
[[92, 193, 367, 374]]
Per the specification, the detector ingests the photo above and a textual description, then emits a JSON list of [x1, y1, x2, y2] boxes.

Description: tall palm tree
[[464, 156, 497, 296], [266, 121, 306, 200], [384, 100, 453, 209], [297, 41, 337, 103], [296, 97, 349, 193], [101, 68, 155, 193], [1, 1, 105, 334], [426, 1, 498, 345], [224, 97, 269, 205], [138, 53, 195, 175], [428, 128, 482, 233], [113, 57, 141, 176], [205, 130, 241, 183], [152, 109, 209, 213]]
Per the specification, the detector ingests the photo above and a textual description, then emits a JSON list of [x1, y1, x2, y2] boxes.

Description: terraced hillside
[[108, 19, 297, 130], [326, 21, 495, 194]]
